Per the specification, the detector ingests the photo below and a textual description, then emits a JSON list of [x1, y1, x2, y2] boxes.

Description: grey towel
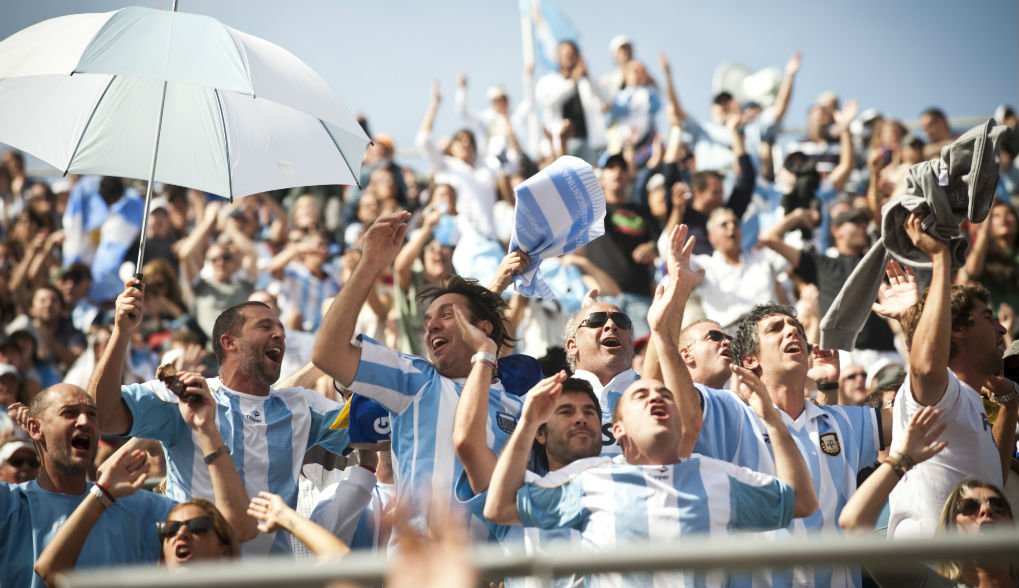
[[820, 120, 1011, 351]]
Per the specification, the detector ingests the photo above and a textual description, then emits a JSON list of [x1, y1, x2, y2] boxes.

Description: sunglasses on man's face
[[956, 496, 1010, 518], [704, 330, 733, 343], [580, 311, 632, 330], [6, 456, 40, 469], [157, 516, 215, 540]]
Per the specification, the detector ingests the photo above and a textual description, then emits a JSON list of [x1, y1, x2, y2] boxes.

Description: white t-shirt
[[690, 248, 790, 329], [887, 368, 1002, 538]]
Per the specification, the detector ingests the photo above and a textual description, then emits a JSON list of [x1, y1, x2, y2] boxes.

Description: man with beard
[[90, 279, 350, 555], [313, 211, 526, 536], [0, 382, 252, 587]]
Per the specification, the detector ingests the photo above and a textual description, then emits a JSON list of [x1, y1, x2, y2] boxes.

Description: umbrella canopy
[[0, 6, 369, 197]]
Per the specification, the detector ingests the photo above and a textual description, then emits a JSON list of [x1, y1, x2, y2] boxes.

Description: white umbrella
[[0, 3, 370, 267]]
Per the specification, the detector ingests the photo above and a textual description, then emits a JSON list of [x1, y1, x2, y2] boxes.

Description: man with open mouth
[[0, 384, 175, 587], [88, 279, 352, 556], [314, 210, 527, 538]]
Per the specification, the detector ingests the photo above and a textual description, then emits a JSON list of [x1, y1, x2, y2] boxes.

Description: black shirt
[[794, 251, 896, 351]]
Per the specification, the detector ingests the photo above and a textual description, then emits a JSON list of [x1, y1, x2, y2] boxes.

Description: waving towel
[[509, 155, 606, 298], [820, 120, 1011, 350]]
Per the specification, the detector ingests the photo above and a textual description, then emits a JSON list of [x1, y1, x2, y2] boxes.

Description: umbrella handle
[[127, 272, 144, 319]]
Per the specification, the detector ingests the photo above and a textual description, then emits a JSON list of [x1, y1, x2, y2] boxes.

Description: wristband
[[90, 484, 114, 509], [885, 451, 914, 479], [815, 381, 838, 391], [359, 464, 377, 474], [203, 445, 230, 465], [471, 351, 497, 368], [990, 381, 1019, 404]]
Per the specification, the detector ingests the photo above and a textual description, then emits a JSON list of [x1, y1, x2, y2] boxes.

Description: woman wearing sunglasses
[[839, 406, 1018, 587]]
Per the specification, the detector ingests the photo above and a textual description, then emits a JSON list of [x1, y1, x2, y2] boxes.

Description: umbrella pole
[[134, 79, 170, 280], [134, 0, 177, 280]]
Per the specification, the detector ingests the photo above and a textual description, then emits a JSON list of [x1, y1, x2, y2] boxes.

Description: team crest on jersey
[[496, 411, 517, 434], [819, 432, 841, 456]]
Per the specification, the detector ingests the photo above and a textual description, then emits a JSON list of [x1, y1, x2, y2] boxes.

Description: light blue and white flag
[[62, 176, 144, 302], [519, 0, 580, 73], [509, 156, 605, 299]]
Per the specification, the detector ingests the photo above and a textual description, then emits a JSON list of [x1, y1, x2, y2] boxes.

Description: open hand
[[96, 447, 149, 499], [521, 371, 567, 425], [892, 406, 948, 465], [872, 260, 918, 321]]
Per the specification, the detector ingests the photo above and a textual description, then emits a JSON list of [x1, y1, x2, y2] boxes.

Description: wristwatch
[[990, 380, 1019, 404]]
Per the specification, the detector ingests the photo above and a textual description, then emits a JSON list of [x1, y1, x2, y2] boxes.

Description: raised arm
[[904, 212, 952, 406], [658, 52, 686, 123], [839, 406, 947, 531], [961, 217, 992, 283], [312, 211, 410, 387], [760, 208, 819, 269], [88, 279, 144, 434], [393, 205, 442, 292], [734, 365, 819, 517], [34, 446, 151, 586], [770, 52, 801, 124], [649, 225, 705, 458], [248, 491, 349, 558], [450, 304, 500, 493], [829, 100, 858, 192], [177, 373, 258, 542], [484, 371, 566, 525]]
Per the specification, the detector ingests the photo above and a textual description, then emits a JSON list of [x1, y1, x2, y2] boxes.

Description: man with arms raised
[[90, 281, 350, 555], [312, 211, 526, 533], [888, 213, 1018, 537], [485, 227, 817, 588]]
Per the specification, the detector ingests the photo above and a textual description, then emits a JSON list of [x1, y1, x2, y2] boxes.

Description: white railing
[[60, 528, 1018, 587]]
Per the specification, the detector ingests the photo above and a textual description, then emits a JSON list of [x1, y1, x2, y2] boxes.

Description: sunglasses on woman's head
[[157, 516, 214, 540], [956, 496, 1010, 517], [580, 311, 632, 330]]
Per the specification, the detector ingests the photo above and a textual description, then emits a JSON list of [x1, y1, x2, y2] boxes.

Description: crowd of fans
[[1, 33, 1018, 588]]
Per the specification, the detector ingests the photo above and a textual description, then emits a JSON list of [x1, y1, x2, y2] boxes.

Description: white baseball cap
[[609, 35, 631, 54], [0, 440, 36, 465]]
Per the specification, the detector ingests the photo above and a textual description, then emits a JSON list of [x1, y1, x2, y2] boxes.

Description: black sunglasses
[[6, 456, 40, 469], [956, 496, 1010, 517], [580, 311, 632, 330], [157, 516, 215, 540], [705, 330, 734, 343]]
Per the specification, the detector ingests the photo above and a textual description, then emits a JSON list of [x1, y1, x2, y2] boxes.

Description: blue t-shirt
[[0, 480, 175, 588]]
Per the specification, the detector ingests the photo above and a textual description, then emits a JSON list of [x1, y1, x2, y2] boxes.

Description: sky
[[2, 0, 1017, 176]]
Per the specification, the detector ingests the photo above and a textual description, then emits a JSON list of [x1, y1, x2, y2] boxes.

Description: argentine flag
[[509, 156, 605, 299], [519, 0, 580, 73]]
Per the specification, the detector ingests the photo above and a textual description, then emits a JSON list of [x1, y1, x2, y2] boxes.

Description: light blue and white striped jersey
[[122, 377, 350, 556], [275, 262, 341, 332], [571, 368, 639, 457], [693, 383, 881, 588], [517, 454, 795, 588], [456, 472, 581, 588], [350, 335, 524, 537]]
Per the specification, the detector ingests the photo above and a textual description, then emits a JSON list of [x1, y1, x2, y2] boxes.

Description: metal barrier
[[60, 528, 1018, 588]]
